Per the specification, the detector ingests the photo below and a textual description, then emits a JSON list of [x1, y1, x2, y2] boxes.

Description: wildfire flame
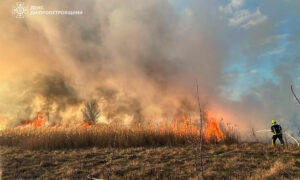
[[204, 110, 225, 141], [82, 120, 95, 128], [204, 119, 225, 141], [18, 110, 225, 142], [19, 112, 44, 128], [157, 112, 225, 142]]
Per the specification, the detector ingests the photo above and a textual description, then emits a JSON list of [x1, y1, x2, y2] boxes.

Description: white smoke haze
[[0, 0, 299, 136]]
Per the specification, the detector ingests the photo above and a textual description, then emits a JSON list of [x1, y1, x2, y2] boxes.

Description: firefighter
[[271, 120, 284, 146]]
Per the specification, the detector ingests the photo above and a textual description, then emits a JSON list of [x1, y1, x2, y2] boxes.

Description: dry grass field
[[0, 122, 239, 150], [0, 125, 299, 179], [1, 143, 300, 179]]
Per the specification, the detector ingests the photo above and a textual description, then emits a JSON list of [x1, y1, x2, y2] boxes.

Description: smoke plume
[[0, 0, 299, 135]]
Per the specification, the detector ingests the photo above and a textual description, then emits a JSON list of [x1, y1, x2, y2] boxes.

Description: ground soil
[[1, 143, 300, 179]]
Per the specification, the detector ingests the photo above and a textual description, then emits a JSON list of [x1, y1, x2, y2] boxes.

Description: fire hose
[[255, 130, 300, 147]]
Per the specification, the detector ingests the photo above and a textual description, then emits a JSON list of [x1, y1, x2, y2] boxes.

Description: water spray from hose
[[255, 130, 300, 147]]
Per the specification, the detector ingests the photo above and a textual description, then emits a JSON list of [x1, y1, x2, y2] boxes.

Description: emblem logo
[[12, 2, 28, 18]]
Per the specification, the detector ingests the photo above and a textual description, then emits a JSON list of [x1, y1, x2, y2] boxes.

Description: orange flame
[[203, 110, 225, 141], [19, 112, 44, 127], [150, 112, 225, 142], [82, 120, 95, 128], [17, 110, 225, 142], [54, 122, 61, 128], [204, 119, 225, 141]]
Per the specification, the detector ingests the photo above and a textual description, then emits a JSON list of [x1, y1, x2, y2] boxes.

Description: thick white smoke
[[0, 0, 299, 136]]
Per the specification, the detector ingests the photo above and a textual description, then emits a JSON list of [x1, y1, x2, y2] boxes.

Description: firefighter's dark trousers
[[272, 134, 284, 145]]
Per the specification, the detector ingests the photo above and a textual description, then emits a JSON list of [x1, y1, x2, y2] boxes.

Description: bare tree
[[291, 85, 300, 104], [81, 99, 100, 123], [43, 97, 52, 123], [196, 81, 204, 180]]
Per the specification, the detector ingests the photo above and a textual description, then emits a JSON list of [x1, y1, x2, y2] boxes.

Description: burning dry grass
[[0, 123, 239, 150]]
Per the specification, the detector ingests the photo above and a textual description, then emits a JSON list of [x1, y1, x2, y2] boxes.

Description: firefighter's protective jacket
[[271, 124, 282, 135]]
